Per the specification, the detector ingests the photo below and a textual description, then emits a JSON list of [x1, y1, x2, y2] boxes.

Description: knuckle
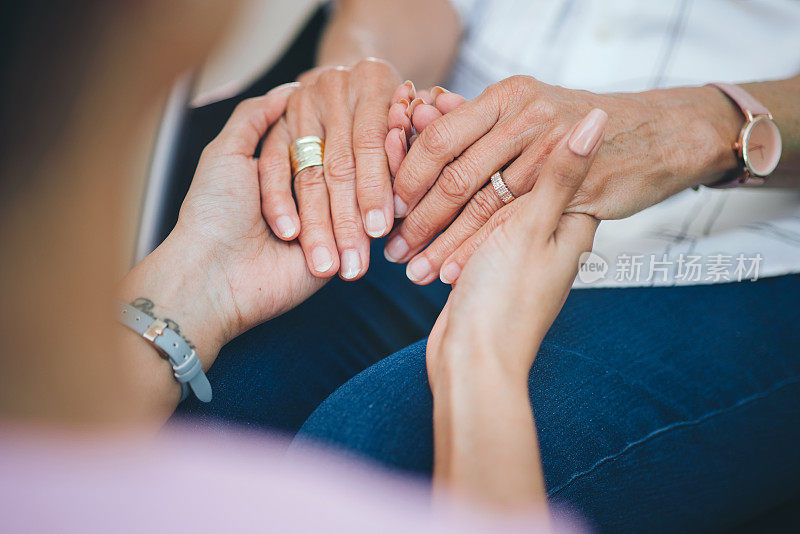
[[550, 159, 584, 190], [353, 126, 386, 151], [438, 163, 474, 202], [357, 176, 390, 198], [293, 168, 326, 191], [332, 216, 363, 239], [469, 189, 501, 223], [402, 213, 437, 245], [420, 120, 455, 157], [324, 150, 357, 183]]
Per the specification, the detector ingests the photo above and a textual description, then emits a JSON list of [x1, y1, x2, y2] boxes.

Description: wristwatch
[[707, 82, 782, 188]]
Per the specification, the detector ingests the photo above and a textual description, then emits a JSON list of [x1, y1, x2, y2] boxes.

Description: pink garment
[[0, 424, 574, 533]]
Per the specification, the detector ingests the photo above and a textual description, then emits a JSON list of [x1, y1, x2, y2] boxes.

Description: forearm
[[432, 347, 549, 514], [640, 73, 800, 193], [317, 0, 461, 86]]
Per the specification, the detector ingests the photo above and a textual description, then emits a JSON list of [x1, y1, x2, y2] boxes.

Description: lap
[[174, 238, 450, 433], [294, 275, 800, 532]]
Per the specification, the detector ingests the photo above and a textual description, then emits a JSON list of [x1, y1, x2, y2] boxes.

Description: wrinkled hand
[[384, 75, 737, 285], [426, 110, 604, 385], [258, 59, 401, 281]]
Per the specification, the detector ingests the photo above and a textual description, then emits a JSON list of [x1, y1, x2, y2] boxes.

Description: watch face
[[743, 117, 782, 177]]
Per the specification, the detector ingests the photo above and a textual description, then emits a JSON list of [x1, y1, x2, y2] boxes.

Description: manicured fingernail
[[398, 98, 410, 108], [404, 80, 416, 100], [384, 235, 409, 262], [406, 256, 431, 282], [340, 249, 361, 280], [406, 98, 424, 118], [365, 209, 388, 238], [439, 262, 461, 284], [430, 86, 449, 103], [275, 215, 296, 239], [312, 246, 334, 273], [568, 108, 608, 156]]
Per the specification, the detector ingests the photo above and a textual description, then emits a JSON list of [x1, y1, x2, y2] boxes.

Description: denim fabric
[[176, 239, 450, 433], [177, 240, 800, 532], [293, 275, 800, 533]]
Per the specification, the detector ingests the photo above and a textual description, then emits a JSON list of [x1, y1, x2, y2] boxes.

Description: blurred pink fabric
[[0, 424, 573, 533]]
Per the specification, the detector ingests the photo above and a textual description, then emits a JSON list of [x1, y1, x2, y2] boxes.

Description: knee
[[293, 340, 434, 474]]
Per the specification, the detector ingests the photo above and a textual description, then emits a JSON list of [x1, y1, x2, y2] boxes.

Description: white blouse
[[446, 0, 800, 287]]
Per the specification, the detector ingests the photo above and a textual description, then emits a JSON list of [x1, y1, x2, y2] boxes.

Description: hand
[[426, 109, 604, 386], [120, 84, 326, 369], [384, 75, 741, 284], [258, 59, 402, 281]]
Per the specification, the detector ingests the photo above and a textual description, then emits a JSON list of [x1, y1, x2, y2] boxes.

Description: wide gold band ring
[[490, 171, 515, 204], [290, 135, 324, 178]]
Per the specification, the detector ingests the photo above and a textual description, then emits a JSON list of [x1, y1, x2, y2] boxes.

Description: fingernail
[[384, 235, 409, 262], [406, 98, 424, 118], [406, 256, 431, 282], [430, 86, 449, 103], [439, 262, 461, 285], [398, 128, 408, 152], [312, 246, 334, 273], [398, 98, 410, 108], [393, 195, 408, 217], [365, 209, 388, 238], [404, 80, 416, 100], [568, 108, 608, 156], [275, 215, 296, 239], [340, 249, 361, 280]]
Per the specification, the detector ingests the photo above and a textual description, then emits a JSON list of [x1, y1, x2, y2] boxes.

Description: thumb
[[210, 82, 300, 157]]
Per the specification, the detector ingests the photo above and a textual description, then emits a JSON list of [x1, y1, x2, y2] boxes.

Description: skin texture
[[427, 111, 605, 512], [258, 0, 461, 281], [384, 74, 800, 285]]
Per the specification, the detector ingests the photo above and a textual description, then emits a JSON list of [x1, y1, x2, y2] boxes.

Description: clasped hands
[[147, 51, 747, 386]]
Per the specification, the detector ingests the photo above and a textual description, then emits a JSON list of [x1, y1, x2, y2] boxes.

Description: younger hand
[[427, 109, 606, 384]]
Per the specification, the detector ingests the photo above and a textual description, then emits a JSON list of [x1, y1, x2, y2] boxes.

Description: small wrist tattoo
[[131, 297, 196, 351]]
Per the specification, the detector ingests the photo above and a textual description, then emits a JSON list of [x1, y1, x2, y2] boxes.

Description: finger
[[385, 121, 524, 266], [385, 127, 408, 177], [430, 86, 467, 114], [322, 96, 372, 281], [286, 90, 339, 278], [407, 144, 547, 281], [524, 108, 607, 236], [391, 80, 416, 103], [410, 103, 442, 133], [259, 117, 300, 240], [352, 62, 396, 240], [439, 199, 523, 285], [210, 82, 299, 157], [393, 91, 500, 217], [407, 185, 504, 285], [439, 109, 607, 284], [388, 100, 412, 141]]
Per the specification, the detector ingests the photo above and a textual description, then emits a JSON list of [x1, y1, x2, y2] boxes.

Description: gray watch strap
[[118, 302, 213, 403]]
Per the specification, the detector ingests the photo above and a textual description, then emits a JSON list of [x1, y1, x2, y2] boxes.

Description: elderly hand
[[121, 84, 326, 369], [384, 75, 741, 284], [257, 59, 402, 281]]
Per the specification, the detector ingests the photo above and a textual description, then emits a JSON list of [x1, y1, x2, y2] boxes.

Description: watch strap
[[710, 82, 770, 117], [119, 302, 213, 403]]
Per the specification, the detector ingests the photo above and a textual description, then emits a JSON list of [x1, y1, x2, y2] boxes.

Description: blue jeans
[[178, 240, 800, 532]]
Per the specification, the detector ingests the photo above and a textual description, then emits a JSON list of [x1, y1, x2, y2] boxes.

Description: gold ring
[[490, 171, 515, 204], [290, 135, 324, 178]]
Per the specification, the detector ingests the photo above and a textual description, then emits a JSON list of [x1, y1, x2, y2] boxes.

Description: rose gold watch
[[707, 82, 782, 188]]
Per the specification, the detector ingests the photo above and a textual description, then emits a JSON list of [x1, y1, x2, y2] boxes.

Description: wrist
[[118, 230, 233, 370], [644, 85, 742, 189]]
